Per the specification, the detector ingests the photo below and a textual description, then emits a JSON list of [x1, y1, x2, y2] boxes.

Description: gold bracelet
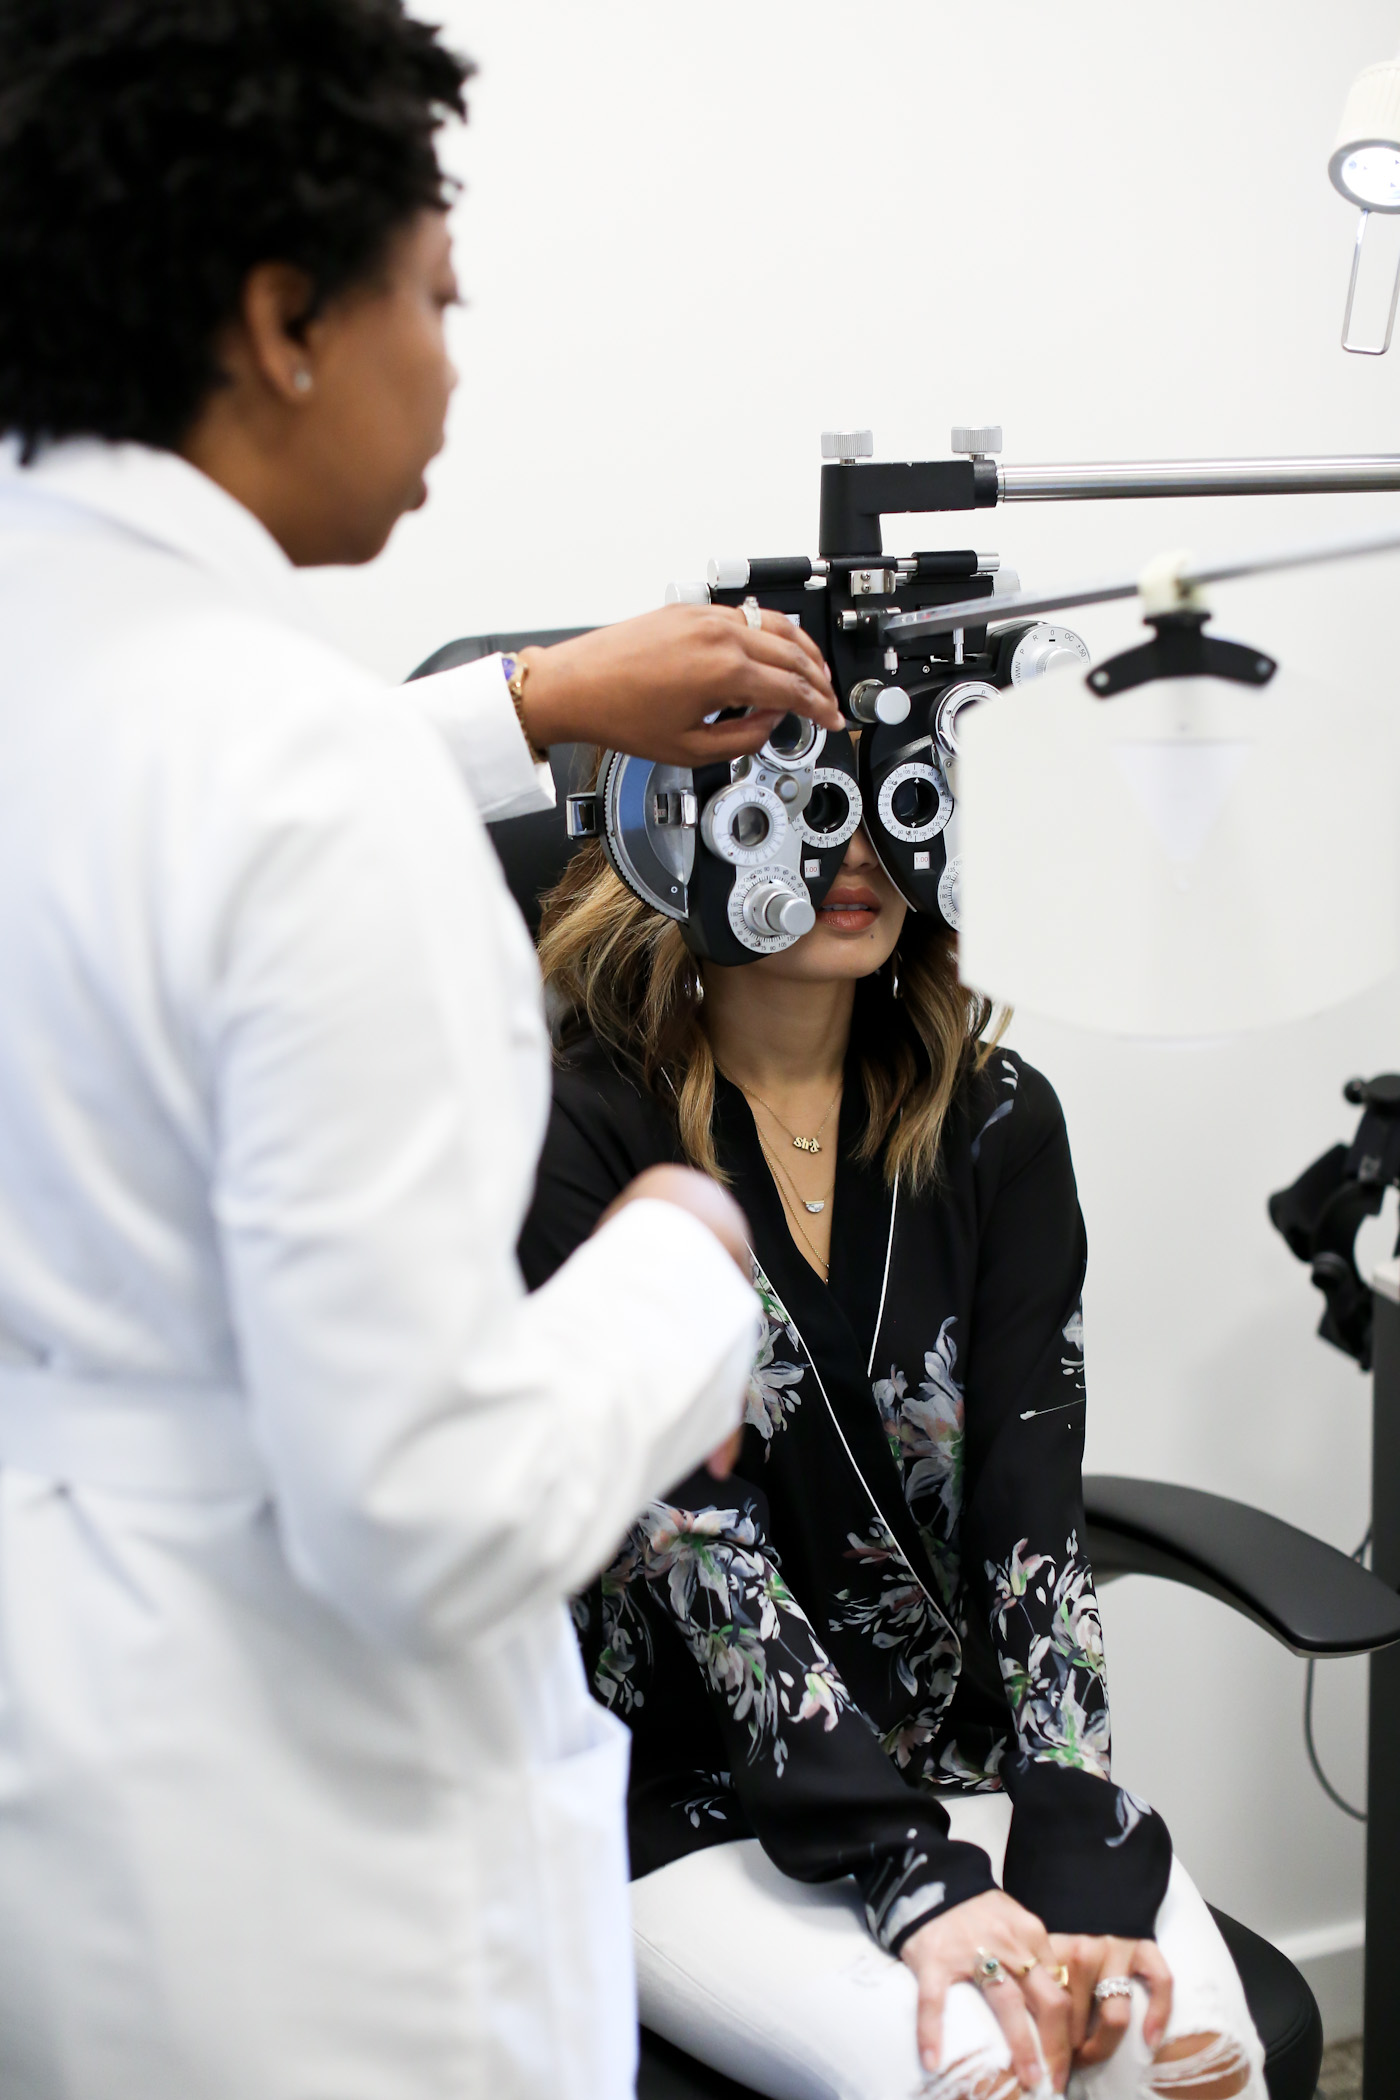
[[503, 653, 548, 765]]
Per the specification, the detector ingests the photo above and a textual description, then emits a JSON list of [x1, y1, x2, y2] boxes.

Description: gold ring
[[1011, 1956, 1039, 1978], [1050, 1963, 1071, 1990]]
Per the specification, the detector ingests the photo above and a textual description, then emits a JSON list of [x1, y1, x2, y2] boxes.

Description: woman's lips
[[818, 885, 881, 927]]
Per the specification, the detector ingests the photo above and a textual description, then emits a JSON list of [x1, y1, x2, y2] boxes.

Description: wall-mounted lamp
[[1330, 57, 1400, 353]]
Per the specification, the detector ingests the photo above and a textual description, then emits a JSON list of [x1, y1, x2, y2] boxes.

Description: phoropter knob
[[821, 430, 874, 462], [743, 882, 816, 939], [848, 678, 913, 727], [950, 424, 1003, 457]]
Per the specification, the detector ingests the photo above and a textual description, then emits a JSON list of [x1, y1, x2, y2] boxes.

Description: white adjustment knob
[[743, 883, 816, 938], [707, 556, 750, 590], [665, 579, 711, 605], [848, 679, 912, 727], [950, 424, 1003, 456], [821, 430, 874, 462]]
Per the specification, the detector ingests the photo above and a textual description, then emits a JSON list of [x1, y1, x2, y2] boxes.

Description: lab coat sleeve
[[407, 652, 556, 821], [204, 689, 757, 1655]]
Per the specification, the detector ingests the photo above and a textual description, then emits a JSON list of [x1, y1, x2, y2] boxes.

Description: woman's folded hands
[[899, 1889, 1173, 2096]]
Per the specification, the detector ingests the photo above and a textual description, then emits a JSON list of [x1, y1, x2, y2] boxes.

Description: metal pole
[[879, 525, 1400, 648], [1364, 1282, 1400, 2097], [998, 457, 1400, 502]]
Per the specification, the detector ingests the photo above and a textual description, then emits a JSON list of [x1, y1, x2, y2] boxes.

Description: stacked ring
[[741, 596, 763, 631], [1093, 1976, 1134, 2002], [1049, 1964, 1071, 1991], [972, 1950, 1007, 1990]]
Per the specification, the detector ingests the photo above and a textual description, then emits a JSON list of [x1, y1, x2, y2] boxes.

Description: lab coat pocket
[[482, 1706, 636, 2100]]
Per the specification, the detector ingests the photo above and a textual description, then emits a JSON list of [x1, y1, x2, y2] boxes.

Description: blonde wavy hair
[[537, 821, 1005, 1193]]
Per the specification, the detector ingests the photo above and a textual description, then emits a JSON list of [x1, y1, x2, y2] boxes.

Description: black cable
[[1302, 1528, 1372, 1824]]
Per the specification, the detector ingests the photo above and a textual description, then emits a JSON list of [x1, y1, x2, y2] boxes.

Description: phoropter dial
[[701, 778, 791, 866], [876, 758, 953, 844], [793, 766, 863, 850], [933, 679, 1000, 762], [728, 867, 817, 953]]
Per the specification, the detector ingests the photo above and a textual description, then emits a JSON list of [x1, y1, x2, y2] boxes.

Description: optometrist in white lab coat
[[0, 431, 778, 2100], [0, 4, 850, 2080]]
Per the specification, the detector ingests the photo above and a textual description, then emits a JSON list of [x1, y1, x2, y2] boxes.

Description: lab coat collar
[[0, 437, 305, 623]]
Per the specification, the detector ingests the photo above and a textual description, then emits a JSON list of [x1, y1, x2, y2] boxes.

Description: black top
[[520, 1036, 1172, 1954]]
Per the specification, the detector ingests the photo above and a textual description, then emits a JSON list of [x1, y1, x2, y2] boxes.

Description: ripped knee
[[923, 2050, 1019, 2100], [1145, 2029, 1252, 2098]]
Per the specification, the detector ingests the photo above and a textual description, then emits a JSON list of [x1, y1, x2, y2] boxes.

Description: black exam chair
[[417, 630, 1400, 2100]]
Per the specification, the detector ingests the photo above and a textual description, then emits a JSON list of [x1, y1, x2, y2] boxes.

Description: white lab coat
[[0, 442, 758, 2100]]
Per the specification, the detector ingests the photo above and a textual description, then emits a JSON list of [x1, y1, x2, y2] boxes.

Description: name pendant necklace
[[734, 1075, 843, 1226], [735, 1077, 842, 1214], [752, 1129, 835, 1275]]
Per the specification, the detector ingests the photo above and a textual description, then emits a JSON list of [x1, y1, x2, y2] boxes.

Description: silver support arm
[[997, 456, 1400, 502], [881, 525, 1400, 646]]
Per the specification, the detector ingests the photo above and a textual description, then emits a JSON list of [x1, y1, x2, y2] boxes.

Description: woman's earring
[[292, 369, 313, 394], [890, 955, 902, 1000]]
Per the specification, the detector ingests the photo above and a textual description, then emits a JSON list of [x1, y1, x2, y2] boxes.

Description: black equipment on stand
[[1272, 1077, 1400, 2098]]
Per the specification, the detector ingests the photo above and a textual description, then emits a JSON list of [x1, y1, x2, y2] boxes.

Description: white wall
[[303, 0, 1400, 2035]]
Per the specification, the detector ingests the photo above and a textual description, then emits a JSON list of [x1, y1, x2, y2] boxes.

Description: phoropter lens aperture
[[731, 803, 771, 851], [890, 776, 941, 831], [803, 781, 851, 837]]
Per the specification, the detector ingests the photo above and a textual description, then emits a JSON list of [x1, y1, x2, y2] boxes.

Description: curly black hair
[[0, 0, 472, 453]]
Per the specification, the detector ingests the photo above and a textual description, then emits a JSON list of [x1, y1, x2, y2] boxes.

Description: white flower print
[[830, 1519, 960, 1768], [744, 1265, 805, 1448], [873, 1318, 965, 1598], [627, 1500, 859, 1774], [985, 1531, 1111, 1779]]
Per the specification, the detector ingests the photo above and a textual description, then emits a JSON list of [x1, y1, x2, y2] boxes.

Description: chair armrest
[[1083, 1474, 1400, 1658]]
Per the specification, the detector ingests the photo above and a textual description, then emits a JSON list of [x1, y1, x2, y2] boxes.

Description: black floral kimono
[[519, 1036, 1172, 1956]]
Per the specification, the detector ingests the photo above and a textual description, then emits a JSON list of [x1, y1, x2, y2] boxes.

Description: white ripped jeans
[[632, 1795, 1266, 2100]]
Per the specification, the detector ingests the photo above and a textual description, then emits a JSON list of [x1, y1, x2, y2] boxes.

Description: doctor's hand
[[595, 1164, 752, 1478], [900, 1890, 1068, 2095], [515, 603, 842, 765]]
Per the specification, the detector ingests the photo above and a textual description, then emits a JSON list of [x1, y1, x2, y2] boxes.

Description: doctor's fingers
[[715, 608, 841, 725]]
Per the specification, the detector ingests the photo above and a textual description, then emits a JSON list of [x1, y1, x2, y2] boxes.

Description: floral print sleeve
[[595, 1473, 997, 1952], [959, 1068, 1172, 1937]]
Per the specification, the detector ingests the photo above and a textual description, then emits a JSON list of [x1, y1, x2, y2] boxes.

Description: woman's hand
[[516, 603, 842, 765], [900, 1889, 1070, 2094], [595, 1164, 752, 1477], [1046, 1933, 1172, 2070]]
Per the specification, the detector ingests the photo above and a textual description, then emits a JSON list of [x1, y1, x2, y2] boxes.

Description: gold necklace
[[754, 1130, 832, 1275], [735, 1076, 843, 1156], [760, 1130, 836, 1218]]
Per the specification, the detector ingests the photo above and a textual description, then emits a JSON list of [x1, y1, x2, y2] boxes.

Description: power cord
[[1303, 1527, 1372, 1824]]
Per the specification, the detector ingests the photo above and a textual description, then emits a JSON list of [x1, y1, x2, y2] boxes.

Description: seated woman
[[519, 812, 1263, 2100]]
